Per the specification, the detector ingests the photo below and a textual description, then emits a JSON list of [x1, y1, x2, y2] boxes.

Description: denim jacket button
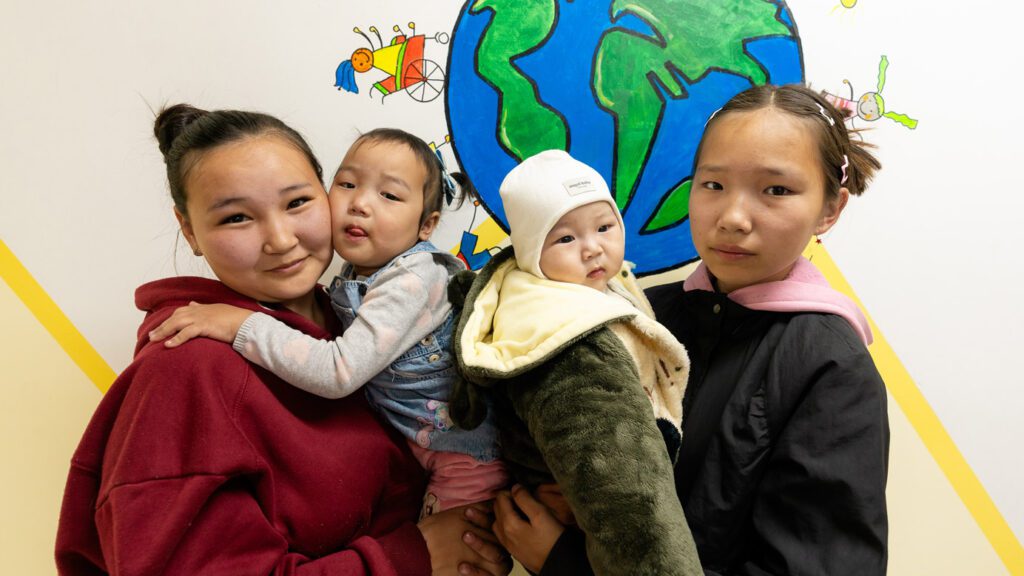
[[421, 335, 434, 346], [428, 353, 440, 362]]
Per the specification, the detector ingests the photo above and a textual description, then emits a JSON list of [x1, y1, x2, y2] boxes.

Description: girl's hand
[[493, 485, 566, 574], [533, 483, 575, 526], [418, 502, 512, 576], [148, 302, 252, 348]]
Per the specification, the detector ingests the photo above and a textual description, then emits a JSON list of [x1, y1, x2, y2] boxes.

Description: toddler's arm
[[233, 256, 453, 399], [149, 302, 253, 347]]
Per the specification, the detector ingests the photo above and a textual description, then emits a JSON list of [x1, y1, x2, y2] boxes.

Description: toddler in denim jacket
[[150, 128, 507, 515]]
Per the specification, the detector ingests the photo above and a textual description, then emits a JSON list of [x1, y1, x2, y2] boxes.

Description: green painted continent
[[472, 0, 567, 161], [595, 0, 792, 219]]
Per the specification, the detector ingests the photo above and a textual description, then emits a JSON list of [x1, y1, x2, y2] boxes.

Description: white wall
[[794, 0, 1024, 545], [2, 0, 1021, 571]]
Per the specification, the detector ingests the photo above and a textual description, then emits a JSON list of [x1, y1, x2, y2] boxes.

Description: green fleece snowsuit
[[449, 247, 701, 576]]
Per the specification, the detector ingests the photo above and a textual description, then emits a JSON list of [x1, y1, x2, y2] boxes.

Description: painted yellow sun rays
[[832, 0, 858, 16]]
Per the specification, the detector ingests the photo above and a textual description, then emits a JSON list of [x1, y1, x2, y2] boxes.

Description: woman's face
[[176, 135, 333, 313]]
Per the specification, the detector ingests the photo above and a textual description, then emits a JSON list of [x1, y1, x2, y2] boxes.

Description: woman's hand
[[492, 485, 566, 574], [418, 502, 512, 576], [148, 302, 252, 347]]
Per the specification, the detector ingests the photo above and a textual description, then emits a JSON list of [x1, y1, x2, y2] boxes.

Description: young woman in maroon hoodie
[[55, 104, 510, 576]]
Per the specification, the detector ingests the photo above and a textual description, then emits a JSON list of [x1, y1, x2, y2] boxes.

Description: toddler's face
[[539, 201, 624, 292], [689, 108, 845, 293], [328, 139, 437, 276]]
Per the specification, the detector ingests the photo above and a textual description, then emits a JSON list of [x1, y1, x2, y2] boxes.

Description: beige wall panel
[[0, 280, 102, 575]]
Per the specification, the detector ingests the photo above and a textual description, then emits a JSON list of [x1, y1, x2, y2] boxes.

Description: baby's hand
[[148, 302, 252, 348]]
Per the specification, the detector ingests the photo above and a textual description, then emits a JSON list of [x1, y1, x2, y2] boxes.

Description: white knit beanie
[[499, 150, 624, 278]]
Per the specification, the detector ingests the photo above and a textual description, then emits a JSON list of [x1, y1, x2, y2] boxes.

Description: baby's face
[[539, 201, 624, 291]]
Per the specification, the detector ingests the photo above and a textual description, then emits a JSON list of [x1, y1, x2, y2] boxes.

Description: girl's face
[[176, 135, 333, 314], [329, 139, 439, 276], [690, 109, 848, 293]]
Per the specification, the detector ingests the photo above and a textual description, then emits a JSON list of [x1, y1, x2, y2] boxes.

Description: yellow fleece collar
[[459, 258, 638, 375]]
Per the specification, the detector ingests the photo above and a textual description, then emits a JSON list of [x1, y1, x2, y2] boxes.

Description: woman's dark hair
[[696, 84, 881, 198], [154, 104, 323, 218], [348, 128, 476, 225]]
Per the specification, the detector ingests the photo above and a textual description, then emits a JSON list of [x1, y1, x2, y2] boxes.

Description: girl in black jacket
[[487, 84, 890, 576]]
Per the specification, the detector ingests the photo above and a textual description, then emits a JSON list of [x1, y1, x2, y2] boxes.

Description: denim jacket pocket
[[387, 314, 456, 381]]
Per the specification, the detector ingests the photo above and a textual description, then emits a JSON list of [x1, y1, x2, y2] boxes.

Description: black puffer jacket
[[651, 282, 889, 576], [541, 282, 889, 576]]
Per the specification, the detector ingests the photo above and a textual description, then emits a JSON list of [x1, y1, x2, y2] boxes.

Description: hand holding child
[[492, 485, 566, 574], [149, 302, 252, 347], [418, 501, 512, 576]]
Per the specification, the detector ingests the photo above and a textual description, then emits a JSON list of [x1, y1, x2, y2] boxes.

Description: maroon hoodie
[[55, 277, 430, 575]]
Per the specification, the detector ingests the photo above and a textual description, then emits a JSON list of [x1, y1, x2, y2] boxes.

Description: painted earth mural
[[446, 0, 804, 275]]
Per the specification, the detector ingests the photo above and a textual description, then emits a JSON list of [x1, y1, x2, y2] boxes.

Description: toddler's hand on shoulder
[[149, 302, 252, 348]]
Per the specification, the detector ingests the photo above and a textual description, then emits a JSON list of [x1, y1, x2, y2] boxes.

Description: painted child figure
[[449, 150, 701, 576], [150, 128, 508, 516]]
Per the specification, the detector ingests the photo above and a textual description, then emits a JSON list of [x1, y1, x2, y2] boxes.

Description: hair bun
[[154, 104, 208, 158]]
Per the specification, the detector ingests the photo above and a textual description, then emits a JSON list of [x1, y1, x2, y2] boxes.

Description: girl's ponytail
[[841, 128, 882, 197], [447, 171, 478, 211]]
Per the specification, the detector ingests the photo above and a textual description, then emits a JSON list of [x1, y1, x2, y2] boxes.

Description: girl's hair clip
[[840, 154, 849, 185], [704, 107, 721, 129], [817, 103, 835, 127], [434, 149, 457, 205]]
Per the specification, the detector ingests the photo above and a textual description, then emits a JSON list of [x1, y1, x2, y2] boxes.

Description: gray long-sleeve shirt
[[233, 251, 453, 399]]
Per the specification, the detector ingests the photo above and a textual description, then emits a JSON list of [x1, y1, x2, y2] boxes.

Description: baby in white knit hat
[[500, 149, 627, 293], [450, 150, 699, 576]]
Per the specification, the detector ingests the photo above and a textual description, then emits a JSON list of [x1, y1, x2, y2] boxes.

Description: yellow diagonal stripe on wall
[[0, 239, 115, 392], [806, 241, 1024, 574]]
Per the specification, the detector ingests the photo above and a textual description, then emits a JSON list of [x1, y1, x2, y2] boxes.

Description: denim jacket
[[330, 241, 500, 462]]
